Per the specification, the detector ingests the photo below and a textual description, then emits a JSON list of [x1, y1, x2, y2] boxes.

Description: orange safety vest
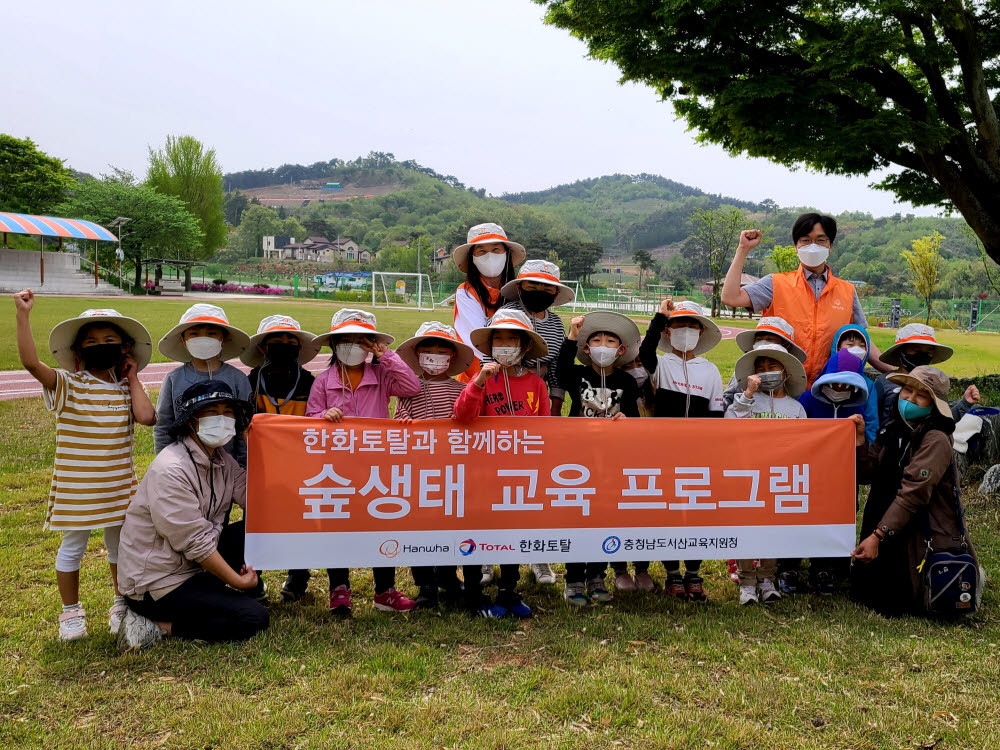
[[453, 282, 502, 383], [763, 267, 856, 385]]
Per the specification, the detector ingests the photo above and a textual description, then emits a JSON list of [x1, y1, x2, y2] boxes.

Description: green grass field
[[3, 295, 1000, 748]]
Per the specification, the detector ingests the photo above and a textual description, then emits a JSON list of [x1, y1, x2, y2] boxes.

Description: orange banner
[[244, 415, 857, 569]]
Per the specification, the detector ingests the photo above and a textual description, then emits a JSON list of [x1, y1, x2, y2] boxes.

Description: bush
[[212, 278, 228, 285], [190, 283, 286, 296]]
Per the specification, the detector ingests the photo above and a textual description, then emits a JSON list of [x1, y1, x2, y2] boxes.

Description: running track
[[0, 325, 743, 401]]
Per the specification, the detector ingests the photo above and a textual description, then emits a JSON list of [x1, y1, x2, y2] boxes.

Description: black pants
[[565, 562, 607, 584], [463, 563, 520, 605], [663, 560, 702, 575], [611, 561, 649, 575], [412, 565, 463, 590], [779, 558, 849, 579], [124, 521, 269, 643], [285, 567, 395, 594]]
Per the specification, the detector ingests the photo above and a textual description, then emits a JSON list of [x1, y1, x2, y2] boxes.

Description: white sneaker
[[531, 563, 556, 585], [739, 585, 759, 606], [480, 565, 494, 585], [109, 600, 129, 634], [759, 578, 782, 603], [117, 609, 162, 652], [58, 608, 88, 641]]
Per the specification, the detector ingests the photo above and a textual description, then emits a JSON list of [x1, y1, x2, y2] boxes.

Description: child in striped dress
[[394, 322, 477, 609], [15, 290, 157, 641]]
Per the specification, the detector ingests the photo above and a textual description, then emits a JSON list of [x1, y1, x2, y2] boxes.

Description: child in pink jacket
[[304, 309, 421, 616]]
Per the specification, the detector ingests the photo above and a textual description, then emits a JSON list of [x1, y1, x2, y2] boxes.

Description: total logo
[[602, 536, 622, 555], [458, 539, 515, 556], [378, 540, 400, 558]]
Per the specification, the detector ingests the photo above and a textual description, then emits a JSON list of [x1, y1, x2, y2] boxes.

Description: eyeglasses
[[796, 237, 832, 248]]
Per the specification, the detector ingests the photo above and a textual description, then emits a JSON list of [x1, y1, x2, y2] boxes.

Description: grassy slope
[[2, 298, 1000, 748]]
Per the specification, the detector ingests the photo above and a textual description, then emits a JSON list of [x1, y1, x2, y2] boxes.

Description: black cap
[[167, 379, 254, 437]]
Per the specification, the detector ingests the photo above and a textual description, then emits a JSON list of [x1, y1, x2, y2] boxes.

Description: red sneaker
[[666, 573, 687, 600], [329, 585, 352, 616], [373, 588, 416, 613]]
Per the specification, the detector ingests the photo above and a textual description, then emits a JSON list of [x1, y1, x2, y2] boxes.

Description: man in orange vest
[[721, 213, 893, 385]]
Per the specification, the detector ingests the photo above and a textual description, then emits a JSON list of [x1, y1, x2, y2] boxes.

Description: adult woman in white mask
[[720, 213, 893, 385], [451, 223, 526, 381]]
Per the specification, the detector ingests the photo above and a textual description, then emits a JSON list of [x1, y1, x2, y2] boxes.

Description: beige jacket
[[117, 435, 246, 597]]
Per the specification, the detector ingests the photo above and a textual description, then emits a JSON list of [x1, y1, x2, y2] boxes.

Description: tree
[[539, 1, 1000, 264], [760, 198, 778, 218], [232, 204, 282, 258], [0, 134, 75, 214], [147, 135, 226, 257], [691, 207, 745, 316], [223, 190, 249, 226], [632, 249, 654, 291], [56, 170, 203, 288], [771, 244, 799, 274], [901, 231, 944, 323]]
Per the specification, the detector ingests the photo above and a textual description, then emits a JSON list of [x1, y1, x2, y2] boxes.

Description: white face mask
[[473, 252, 507, 277], [588, 345, 619, 368], [185, 336, 223, 361], [627, 367, 648, 386], [491, 345, 522, 367], [196, 414, 236, 448], [821, 385, 853, 403], [797, 243, 830, 268], [335, 342, 368, 367], [847, 345, 867, 359], [670, 328, 700, 353], [418, 352, 452, 375]]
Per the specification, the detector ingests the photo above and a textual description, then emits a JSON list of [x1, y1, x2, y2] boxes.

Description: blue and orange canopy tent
[[0, 211, 118, 286]]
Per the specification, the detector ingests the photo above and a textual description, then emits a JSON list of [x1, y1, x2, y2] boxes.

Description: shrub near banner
[[244, 415, 857, 570]]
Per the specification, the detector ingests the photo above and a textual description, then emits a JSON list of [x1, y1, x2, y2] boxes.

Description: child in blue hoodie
[[800, 326, 879, 442]]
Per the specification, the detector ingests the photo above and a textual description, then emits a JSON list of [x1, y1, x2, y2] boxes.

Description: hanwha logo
[[379, 539, 400, 558], [459, 539, 476, 556], [602, 536, 622, 554]]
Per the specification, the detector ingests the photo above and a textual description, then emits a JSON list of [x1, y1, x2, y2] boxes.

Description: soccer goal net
[[553, 280, 584, 312], [371, 272, 436, 311]]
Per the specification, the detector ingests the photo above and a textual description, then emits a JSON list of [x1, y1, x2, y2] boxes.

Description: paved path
[[0, 325, 744, 401]]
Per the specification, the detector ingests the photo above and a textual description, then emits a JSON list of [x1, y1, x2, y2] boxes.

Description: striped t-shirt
[[42, 370, 138, 531], [496, 301, 566, 394], [394, 378, 467, 420]]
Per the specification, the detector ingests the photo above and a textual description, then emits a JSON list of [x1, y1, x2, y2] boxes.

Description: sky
[[4, 0, 939, 217]]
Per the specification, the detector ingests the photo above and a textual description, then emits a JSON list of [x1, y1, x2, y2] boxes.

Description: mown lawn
[[2, 387, 1000, 748]]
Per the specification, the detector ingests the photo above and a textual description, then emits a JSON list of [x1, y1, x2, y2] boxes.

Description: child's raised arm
[[14, 290, 57, 391]]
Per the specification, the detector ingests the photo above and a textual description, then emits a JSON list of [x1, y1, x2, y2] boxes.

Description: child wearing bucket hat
[[154, 304, 252, 466], [306, 308, 422, 615], [722, 316, 807, 409], [452, 223, 525, 379], [875, 323, 979, 426], [851, 366, 981, 617], [115, 380, 269, 651], [557, 312, 641, 606], [454, 308, 551, 618], [240, 314, 321, 603], [393, 321, 476, 609], [725, 343, 808, 605], [499, 259, 573, 414], [14, 289, 157, 642], [639, 299, 725, 602]]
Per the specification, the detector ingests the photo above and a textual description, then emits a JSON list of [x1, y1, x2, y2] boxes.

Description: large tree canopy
[[0, 134, 75, 214], [539, 0, 1000, 262]]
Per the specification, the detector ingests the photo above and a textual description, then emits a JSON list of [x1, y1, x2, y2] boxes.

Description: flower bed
[[191, 283, 286, 295]]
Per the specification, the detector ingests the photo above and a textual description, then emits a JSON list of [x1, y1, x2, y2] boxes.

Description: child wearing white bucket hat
[[874, 323, 979, 426], [639, 298, 725, 602], [725, 342, 808, 606], [153, 303, 252, 466], [240, 314, 321, 603], [393, 321, 476, 609], [498, 259, 573, 413], [452, 223, 525, 379], [454, 308, 551, 619], [13, 289, 157, 642], [305, 308, 423, 615], [723, 316, 807, 409]]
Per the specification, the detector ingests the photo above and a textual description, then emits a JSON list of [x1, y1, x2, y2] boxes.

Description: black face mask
[[900, 351, 933, 371], [82, 343, 123, 371], [266, 342, 300, 365], [520, 289, 556, 313]]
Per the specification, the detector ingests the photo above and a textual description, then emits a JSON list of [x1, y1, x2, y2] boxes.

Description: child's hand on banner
[[323, 407, 345, 422], [612, 412, 627, 421], [233, 565, 259, 590], [850, 414, 865, 446], [475, 362, 501, 386]]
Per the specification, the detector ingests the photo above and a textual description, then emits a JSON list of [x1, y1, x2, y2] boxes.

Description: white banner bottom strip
[[245, 525, 857, 570]]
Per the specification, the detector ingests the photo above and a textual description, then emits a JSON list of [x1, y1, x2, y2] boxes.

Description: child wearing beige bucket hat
[[13, 289, 157, 643], [153, 303, 252, 466]]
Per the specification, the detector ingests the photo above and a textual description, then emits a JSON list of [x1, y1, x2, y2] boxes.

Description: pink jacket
[[306, 349, 422, 418]]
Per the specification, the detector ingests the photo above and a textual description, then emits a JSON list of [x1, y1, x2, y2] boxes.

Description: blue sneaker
[[778, 570, 800, 595], [469, 597, 506, 619], [498, 590, 532, 618]]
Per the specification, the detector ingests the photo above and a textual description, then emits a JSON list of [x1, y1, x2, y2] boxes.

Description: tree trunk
[[133, 256, 142, 290]]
